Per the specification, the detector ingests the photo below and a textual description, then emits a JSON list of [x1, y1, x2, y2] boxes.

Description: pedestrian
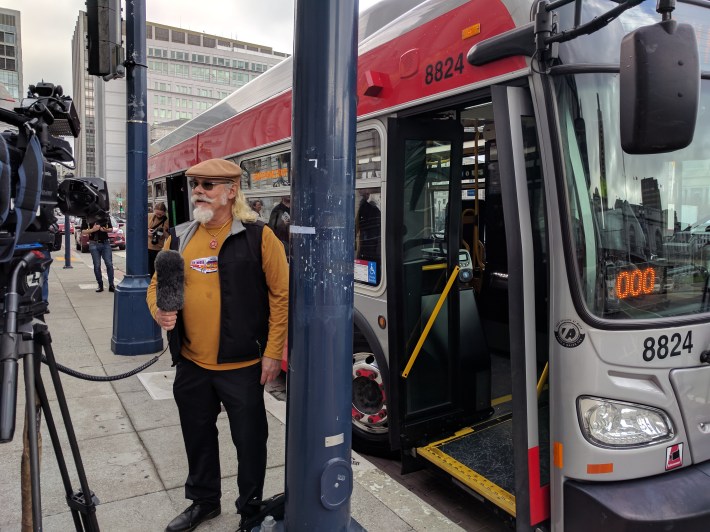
[[146, 158, 288, 532], [267, 196, 290, 252], [250, 199, 265, 221], [356, 190, 381, 264], [147, 201, 169, 277], [40, 221, 61, 309], [81, 215, 115, 293]]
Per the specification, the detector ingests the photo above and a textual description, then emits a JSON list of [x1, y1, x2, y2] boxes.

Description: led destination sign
[[615, 267, 657, 299]]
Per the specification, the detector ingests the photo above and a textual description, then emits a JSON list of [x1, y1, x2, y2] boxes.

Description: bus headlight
[[578, 396, 673, 448]]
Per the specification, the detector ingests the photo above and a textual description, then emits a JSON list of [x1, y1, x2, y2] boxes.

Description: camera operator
[[148, 202, 169, 277], [81, 216, 115, 293]]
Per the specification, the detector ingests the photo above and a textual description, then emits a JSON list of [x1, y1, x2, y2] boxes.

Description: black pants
[[173, 358, 267, 512]]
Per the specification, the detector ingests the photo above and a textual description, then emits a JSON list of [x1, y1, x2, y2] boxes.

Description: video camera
[[0, 82, 110, 315]]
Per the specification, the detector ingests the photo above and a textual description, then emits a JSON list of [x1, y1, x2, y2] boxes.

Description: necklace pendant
[[209, 239, 218, 249]]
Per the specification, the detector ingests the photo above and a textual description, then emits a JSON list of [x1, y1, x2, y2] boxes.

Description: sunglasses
[[188, 179, 233, 191]]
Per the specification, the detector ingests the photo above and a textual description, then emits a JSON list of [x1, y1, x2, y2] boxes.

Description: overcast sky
[[1, 0, 382, 100]]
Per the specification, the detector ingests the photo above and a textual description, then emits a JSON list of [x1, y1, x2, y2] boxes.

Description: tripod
[[23, 321, 100, 531], [1, 254, 99, 531]]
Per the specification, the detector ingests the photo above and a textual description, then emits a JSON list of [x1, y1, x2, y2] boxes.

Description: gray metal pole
[[62, 214, 72, 268], [285, 1, 360, 530], [111, 0, 162, 355]]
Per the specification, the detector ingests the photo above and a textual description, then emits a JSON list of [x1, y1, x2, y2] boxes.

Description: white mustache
[[191, 195, 214, 205]]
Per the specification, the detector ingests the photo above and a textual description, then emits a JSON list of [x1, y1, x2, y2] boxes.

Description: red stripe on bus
[[528, 446, 551, 525], [356, 0, 525, 117]]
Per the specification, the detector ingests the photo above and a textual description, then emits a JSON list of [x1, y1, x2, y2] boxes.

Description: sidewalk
[[0, 250, 463, 531]]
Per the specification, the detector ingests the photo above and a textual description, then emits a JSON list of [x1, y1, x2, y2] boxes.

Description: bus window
[[356, 129, 382, 180], [557, 73, 710, 319], [241, 151, 292, 190], [355, 187, 381, 285], [355, 128, 383, 285]]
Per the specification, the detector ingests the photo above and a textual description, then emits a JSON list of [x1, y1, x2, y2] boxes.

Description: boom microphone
[[154, 250, 184, 311]]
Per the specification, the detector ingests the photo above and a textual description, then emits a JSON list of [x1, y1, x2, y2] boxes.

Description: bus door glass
[[387, 115, 491, 449], [165, 173, 190, 225]]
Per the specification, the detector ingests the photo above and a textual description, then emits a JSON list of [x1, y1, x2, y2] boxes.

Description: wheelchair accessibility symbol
[[367, 262, 377, 284]]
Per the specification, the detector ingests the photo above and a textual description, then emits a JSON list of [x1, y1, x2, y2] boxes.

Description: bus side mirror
[[620, 20, 699, 154]]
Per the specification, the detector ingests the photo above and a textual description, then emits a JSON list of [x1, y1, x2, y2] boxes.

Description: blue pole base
[[250, 516, 364, 532], [111, 274, 163, 355]]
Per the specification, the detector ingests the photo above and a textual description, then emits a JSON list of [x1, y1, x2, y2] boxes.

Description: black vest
[[167, 220, 269, 365]]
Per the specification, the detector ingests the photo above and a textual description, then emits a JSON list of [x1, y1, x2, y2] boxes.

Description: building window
[[169, 64, 190, 78], [171, 30, 186, 43], [154, 27, 169, 41], [187, 33, 201, 46], [0, 13, 16, 25], [203, 37, 216, 48], [148, 60, 169, 75], [231, 72, 250, 86], [191, 54, 209, 64], [191, 67, 210, 82]]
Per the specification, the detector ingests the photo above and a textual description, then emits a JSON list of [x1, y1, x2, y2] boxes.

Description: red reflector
[[363, 70, 387, 97]]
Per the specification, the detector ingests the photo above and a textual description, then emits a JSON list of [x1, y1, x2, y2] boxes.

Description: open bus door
[[385, 113, 493, 459], [487, 84, 550, 529], [387, 85, 551, 530]]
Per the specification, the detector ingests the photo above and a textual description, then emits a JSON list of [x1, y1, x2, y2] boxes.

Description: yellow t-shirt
[[147, 221, 289, 371]]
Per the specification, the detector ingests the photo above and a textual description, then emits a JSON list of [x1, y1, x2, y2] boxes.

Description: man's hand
[[155, 308, 178, 331], [260, 356, 281, 385]]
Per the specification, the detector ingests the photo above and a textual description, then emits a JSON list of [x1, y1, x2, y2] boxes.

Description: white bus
[[149, 1, 710, 529]]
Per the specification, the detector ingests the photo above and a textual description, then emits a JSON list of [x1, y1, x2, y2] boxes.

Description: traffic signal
[[86, 0, 124, 78]]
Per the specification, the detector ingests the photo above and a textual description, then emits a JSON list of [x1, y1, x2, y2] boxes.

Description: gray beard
[[193, 206, 214, 224]]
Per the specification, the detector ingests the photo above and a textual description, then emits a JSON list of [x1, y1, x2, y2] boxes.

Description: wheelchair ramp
[[417, 415, 516, 516]]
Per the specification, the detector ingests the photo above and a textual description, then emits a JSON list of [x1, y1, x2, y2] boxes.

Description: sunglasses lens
[[189, 180, 216, 191]]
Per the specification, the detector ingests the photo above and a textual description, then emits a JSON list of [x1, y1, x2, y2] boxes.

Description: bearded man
[[146, 158, 288, 531]]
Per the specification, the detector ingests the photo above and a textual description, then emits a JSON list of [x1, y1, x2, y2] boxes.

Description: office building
[[0, 7, 22, 103], [71, 13, 287, 198]]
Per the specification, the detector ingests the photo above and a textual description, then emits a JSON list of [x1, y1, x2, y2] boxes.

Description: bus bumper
[[564, 460, 710, 532]]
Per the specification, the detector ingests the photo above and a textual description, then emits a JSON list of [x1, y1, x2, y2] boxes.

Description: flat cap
[[186, 158, 242, 180]]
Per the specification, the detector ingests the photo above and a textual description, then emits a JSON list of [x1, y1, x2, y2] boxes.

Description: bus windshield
[[555, 74, 710, 320]]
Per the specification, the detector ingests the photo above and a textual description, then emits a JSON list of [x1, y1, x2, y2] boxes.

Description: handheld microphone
[[154, 250, 184, 311]]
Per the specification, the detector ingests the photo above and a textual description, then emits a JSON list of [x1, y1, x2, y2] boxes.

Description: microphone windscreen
[[155, 249, 184, 311]]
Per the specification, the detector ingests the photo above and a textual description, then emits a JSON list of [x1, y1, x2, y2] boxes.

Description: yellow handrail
[[537, 362, 549, 399], [402, 265, 460, 378]]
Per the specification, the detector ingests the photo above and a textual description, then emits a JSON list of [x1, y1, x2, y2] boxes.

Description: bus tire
[[352, 334, 391, 456]]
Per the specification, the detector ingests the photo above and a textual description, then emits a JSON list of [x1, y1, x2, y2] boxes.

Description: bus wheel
[[352, 351, 390, 455]]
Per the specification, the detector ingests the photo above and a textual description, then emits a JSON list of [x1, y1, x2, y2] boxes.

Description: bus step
[[417, 416, 516, 517]]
